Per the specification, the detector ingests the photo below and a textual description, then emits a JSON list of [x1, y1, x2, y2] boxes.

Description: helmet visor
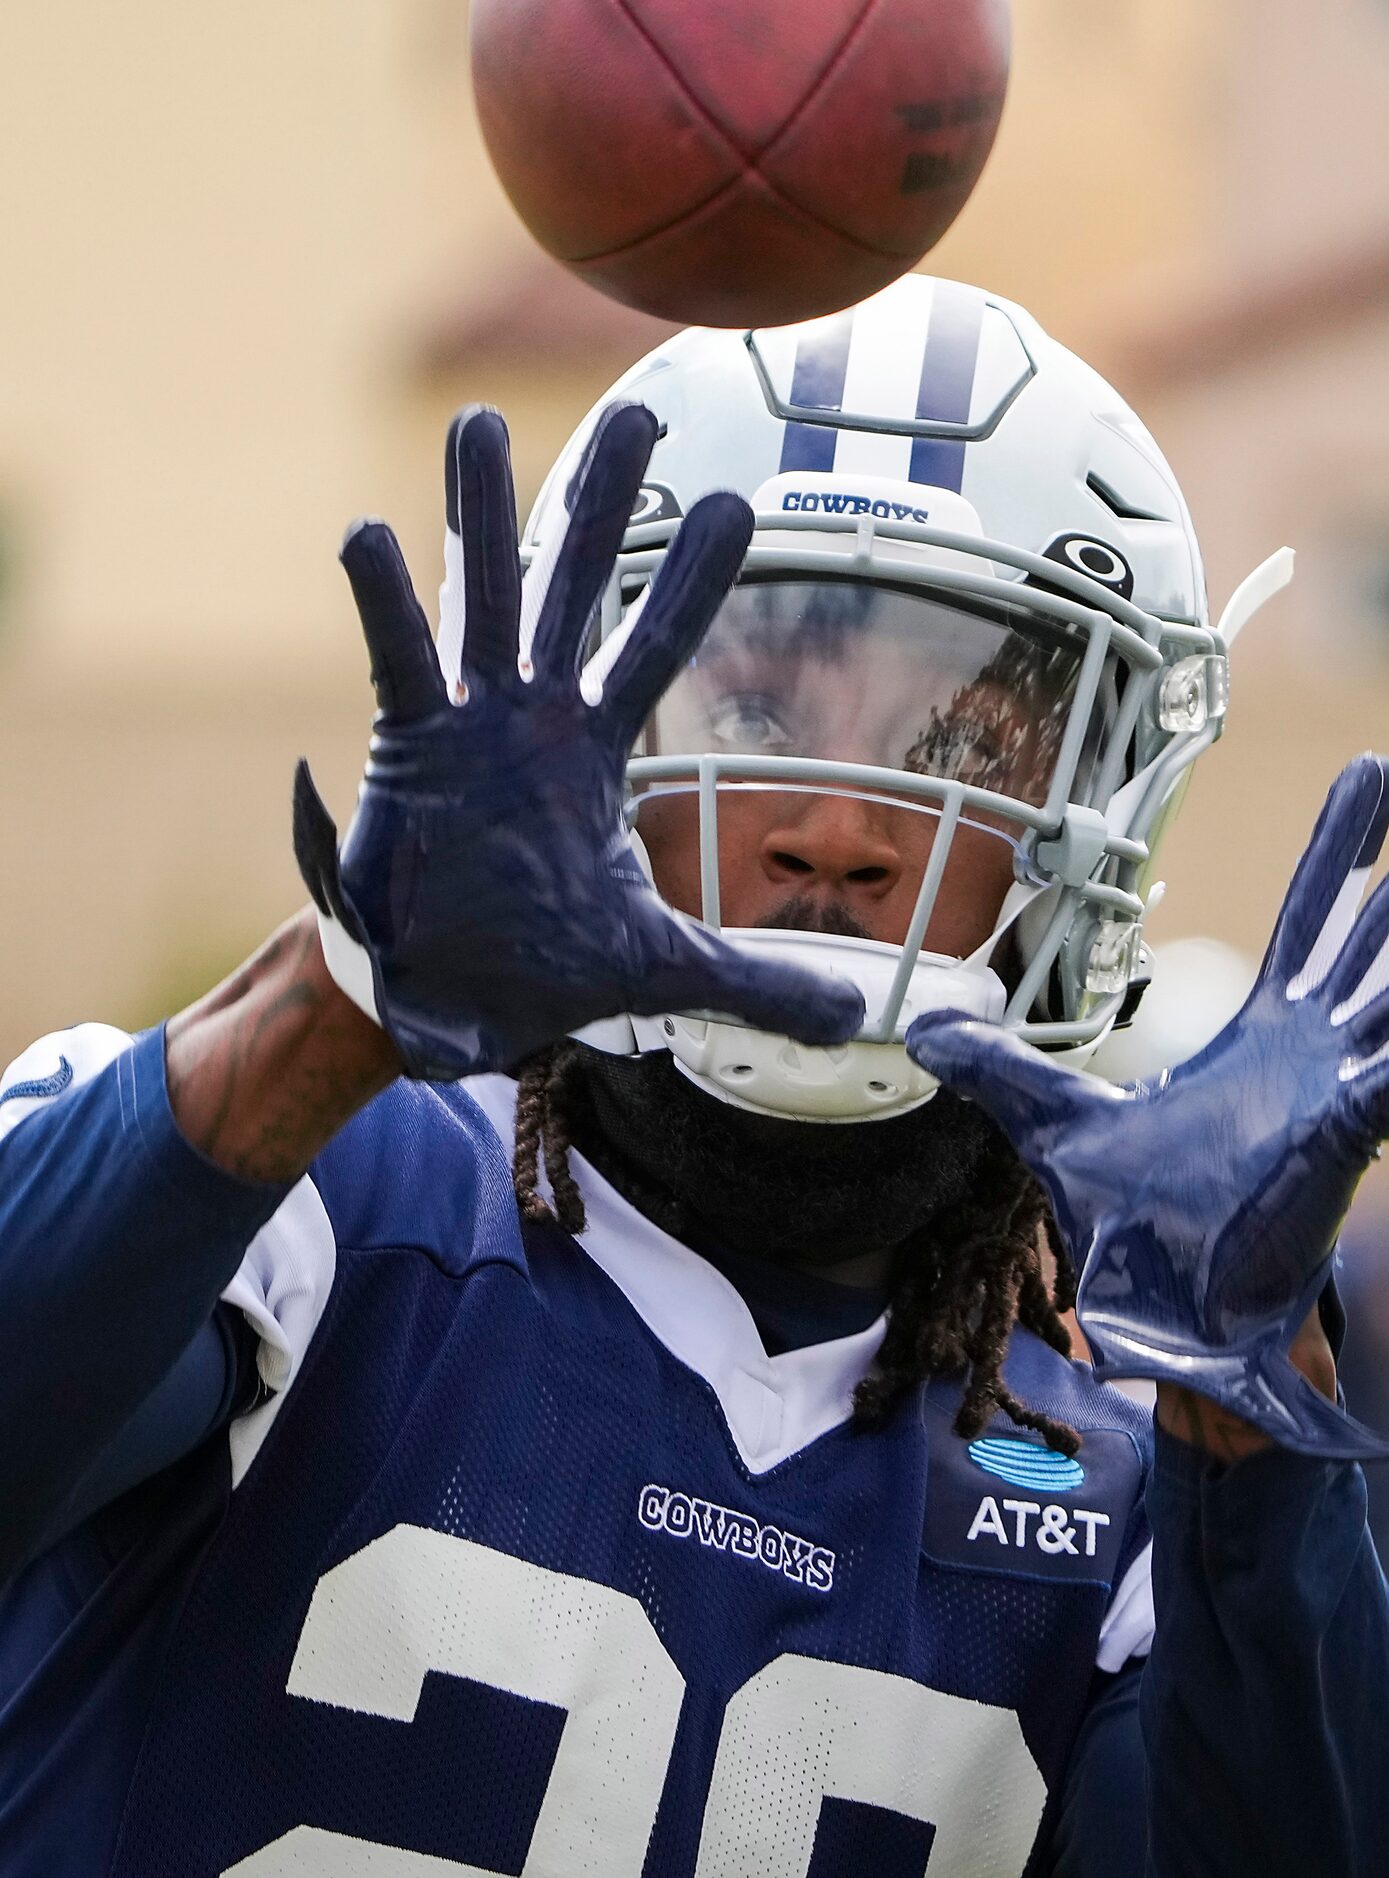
[[644, 576, 1092, 809]]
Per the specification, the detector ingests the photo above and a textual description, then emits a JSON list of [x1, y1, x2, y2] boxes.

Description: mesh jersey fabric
[[1, 1064, 1152, 1876]]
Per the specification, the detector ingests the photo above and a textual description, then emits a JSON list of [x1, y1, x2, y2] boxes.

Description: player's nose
[[759, 792, 904, 902]]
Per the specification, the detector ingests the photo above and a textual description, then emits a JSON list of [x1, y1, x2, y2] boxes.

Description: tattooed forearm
[[165, 907, 402, 1184], [1156, 1303, 1338, 1463], [1156, 1385, 1277, 1465]]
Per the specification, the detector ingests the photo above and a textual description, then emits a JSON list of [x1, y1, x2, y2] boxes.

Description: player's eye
[[907, 712, 1005, 785], [707, 693, 795, 754]]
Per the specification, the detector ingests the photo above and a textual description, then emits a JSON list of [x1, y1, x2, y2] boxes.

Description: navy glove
[[294, 402, 864, 1082], [906, 755, 1389, 1459]]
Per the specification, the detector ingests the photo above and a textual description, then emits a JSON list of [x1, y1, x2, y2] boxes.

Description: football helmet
[[442, 274, 1292, 1122]]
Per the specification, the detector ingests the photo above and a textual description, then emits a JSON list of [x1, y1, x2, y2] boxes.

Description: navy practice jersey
[[0, 1028, 1156, 1877]]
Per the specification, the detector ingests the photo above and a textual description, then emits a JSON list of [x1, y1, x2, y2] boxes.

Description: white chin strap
[[576, 929, 1007, 1124]]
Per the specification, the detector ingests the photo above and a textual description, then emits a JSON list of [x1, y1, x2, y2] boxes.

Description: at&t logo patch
[[964, 1435, 1107, 1559], [965, 1495, 1111, 1559]]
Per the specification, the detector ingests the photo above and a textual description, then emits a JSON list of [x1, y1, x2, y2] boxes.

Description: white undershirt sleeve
[[223, 1178, 337, 1488], [1096, 1541, 1154, 1672]]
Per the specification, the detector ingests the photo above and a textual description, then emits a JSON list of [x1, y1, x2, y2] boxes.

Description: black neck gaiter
[[570, 1044, 1003, 1271]]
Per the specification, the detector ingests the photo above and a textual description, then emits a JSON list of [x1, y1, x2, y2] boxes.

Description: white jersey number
[[226, 1525, 1044, 1877]]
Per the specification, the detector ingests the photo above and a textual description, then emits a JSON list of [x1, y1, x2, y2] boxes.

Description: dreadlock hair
[[856, 1122, 1080, 1455], [513, 1042, 587, 1235], [512, 1041, 1081, 1458]]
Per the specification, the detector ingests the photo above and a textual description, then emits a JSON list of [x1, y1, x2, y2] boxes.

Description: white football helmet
[[443, 275, 1292, 1123]]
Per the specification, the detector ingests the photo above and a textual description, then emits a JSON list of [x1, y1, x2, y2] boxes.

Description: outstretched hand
[[295, 403, 864, 1081], [906, 755, 1389, 1459]]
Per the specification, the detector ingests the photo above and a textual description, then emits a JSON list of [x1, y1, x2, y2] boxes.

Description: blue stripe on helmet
[[908, 282, 987, 492], [778, 308, 855, 474], [779, 422, 838, 473]]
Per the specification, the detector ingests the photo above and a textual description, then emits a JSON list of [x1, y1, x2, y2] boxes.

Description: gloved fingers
[[531, 403, 658, 682], [1268, 755, 1389, 996], [1345, 983, 1389, 1053], [1327, 867, 1389, 1017], [1261, 1345, 1389, 1461], [291, 758, 339, 920], [447, 406, 522, 690], [340, 521, 446, 722], [291, 758, 369, 947], [600, 492, 754, 750], [1340, 1046, 1389, 1149], [638, 921, 865, 1048], [905, 1009, 1100, 1141]]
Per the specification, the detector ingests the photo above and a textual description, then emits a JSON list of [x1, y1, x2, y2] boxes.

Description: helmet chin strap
[[576, 885, 1046, 1124]]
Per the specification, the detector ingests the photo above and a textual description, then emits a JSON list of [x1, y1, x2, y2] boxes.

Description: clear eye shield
[[646, 576, 1087, 803], [621, 563, 1151, 1015]]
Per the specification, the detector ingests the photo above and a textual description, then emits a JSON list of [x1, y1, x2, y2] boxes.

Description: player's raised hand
[[294, 402, 864, 1082], [905, 755, 1389, 1460]]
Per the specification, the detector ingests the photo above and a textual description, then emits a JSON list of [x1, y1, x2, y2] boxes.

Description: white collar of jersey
[[466, 1075, 888, 1474]]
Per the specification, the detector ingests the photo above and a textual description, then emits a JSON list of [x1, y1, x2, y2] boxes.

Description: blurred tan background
[[2, 0, 1389, 1056]]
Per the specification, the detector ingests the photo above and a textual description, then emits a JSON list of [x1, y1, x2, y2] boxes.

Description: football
[[470, 0, 1012, 327]]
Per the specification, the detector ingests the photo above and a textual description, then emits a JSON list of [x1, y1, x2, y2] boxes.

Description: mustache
[[753, 894, 874, 942]]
